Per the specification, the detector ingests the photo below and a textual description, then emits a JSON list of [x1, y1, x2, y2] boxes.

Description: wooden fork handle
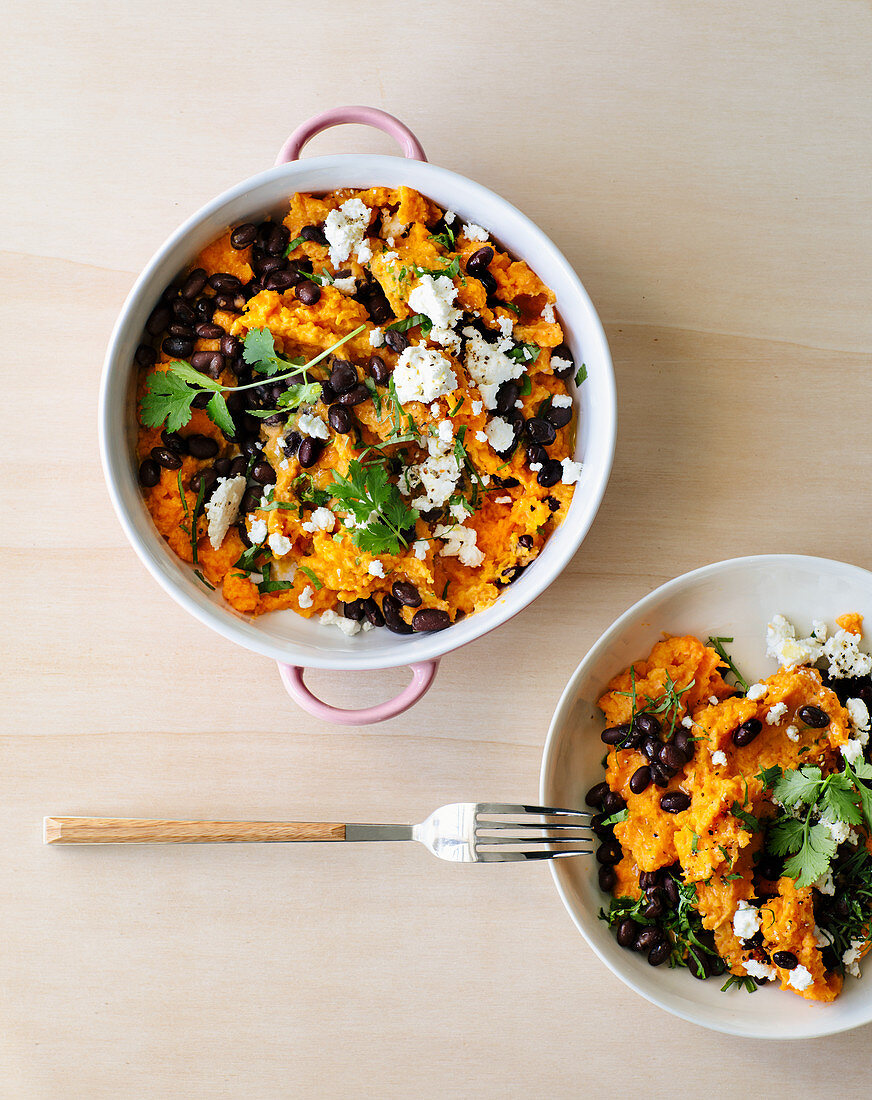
[[43, 817, 346, 844]]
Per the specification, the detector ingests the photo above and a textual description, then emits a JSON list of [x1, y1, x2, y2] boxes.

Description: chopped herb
[[519, 374, 532, 396], [507, 342, 539, 364], [601, 808, 628, 827], [301, 267, 335, 286], [441, 579, 451, 600], [449, 397, 465, 416], [258, 579, 296, 593], [193, 568, 215, 591], [720, 975, 758, 994], [707, 636, 750, 694], [575, 363, 588, 387], [724, 873, 743, 883], [615, 671, 695, 741], [290, 474, 332, 510], [298, 565, 323, 590], [284, 235, 306, 254], [413, 256, 461, 281], [363, 376, 383, 417], [386, 312, 433, 337], [691, 832, 700, 853], [189, 479, 206, 564], [730, 801, 760, 833], [428, 226, 455, 249], [503, 301, 521, 316]]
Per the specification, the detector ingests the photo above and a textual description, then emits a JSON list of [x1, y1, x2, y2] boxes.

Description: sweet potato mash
[[590, 616, 872, 1001], [134, 187, 583, 634]]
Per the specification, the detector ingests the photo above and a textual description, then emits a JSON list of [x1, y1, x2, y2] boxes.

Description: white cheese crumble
[[766, 613, 872, 679], [393, 345, 458, 405], [268, 532, 292, 557], [746, 683, 768, 701], [381, 250, 398, 265], [843, 939, 865, 978], [324, 198, 371, 266], [494, 495, 512, 505], [368, 560, 385, 578], [204, 474, 246, 550], [529, 462, 542, 472], [485, 417, 515, 453], [248, 518, 268, 544], [823, 628, 872, 679], [436, 420, 453, 447], [841, 738, 864, 765], [462, 327, 525, 408], [475, 430, 488, 443], [561, 458, 583, 485], [400, 451, 461, 511], [732, 900, 761, 941], [551, 355, 572, 374], [471, 400, 482, 416], [709, 695, 719, 705], [541, 302, 556, 324], [551, 393, 572, 408], [813, 868, 835, 895], [681, 716, 693, 729], [497, 316, 513, 338], [444, 210, 456, 225], [356, 240, 373, 264], [711, 750, 728, 766], [785, 725, 800, 742], [814, 924, 834, 948], [369, 327, 384, 348], [412, 540, 428, 560], [320, 608, 362, 636], [332, 276, 356, 294], [819, 810, 859, 848], [298, 413, 330, 440], [310, 507, 335, 532], [408, 274, 461, 332], [298, 585, 314, 609], [787, 965, 814, 991], [847, 697, 871, 736], [464, 223, 488, 241], [766, 701, 788, 725], [743, 959, 776, 981], [433, 523, 484, 567]]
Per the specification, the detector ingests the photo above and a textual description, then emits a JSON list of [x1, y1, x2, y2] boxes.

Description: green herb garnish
[[507, 342, 539, 365], [575, 363, 588, 386], [298, 565, 323, 590], [385, 312, 433, 337], [328, 459, 419, 555], [284, 235, 306, 254], [707, 636, 750, 694]]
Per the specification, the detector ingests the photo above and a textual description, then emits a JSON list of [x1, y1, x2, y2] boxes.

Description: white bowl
[[99, 113, 616, 721], [540, 553, 872, 1038]]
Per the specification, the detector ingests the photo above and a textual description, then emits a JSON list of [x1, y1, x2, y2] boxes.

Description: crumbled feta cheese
[[847, 697, 871, 736], [308, 507, 334, 532], [471, 400, 482, 416], [298, 413, 329, 440], [320, 609, 362, 636], [743, 959, 776, 981], [515, 399, 524, 409], [408, 274, 461, 332], [332, 276, 356, 294], [356, 240, 373, 264], [324, 198, 371, 266], [401, 452, 461, 511], [444, 210, 455, 225], [814, 924, 834, 948], [561, 458, 583, 485], [434, 523, 484, 567], [436, 420, 453, 446], [298, 585, 314, 609], [448, 501, 468, 523], [369, 327, 384, 348], [464, 223, 488, 241], [529, 462, 542, 472], [747, 683, 768, 701], [843, 939, 865, 977], [497, 316, 513, 338], [822, 628, 872, 679], [368, 560, 385, 578], [813, 868, 835, 895], [462, 327, 525, 408], [429, 402, 440, 416], [475, 430, 488, 443], [819, 810, 858, 848], [494, 495, 512, 505], [204, 474, 246, 550], [393, 345, 458, 405], [709, 695, 719, 706], [711, 750, 728, 766], [785, 725, 800, 742], [551, 394, 572, 408], [385, 236, 395, 247], [787, 964, 814, 991], [268, 532, 292, 557], [841, 738, 864, 765], [412, 540, 428, 560], [681, 716, 693, 729], [551, 355, 572, 374], [248, 518, 268, 544], [381, 250, 398, 265], [766, 701, 788, 725], [485, 417, 515, 453], [732, 900, 761, 941], [540, 302, 556, 323]]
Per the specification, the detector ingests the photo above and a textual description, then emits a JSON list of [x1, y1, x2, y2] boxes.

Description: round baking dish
[[100, 106, 616, 724]]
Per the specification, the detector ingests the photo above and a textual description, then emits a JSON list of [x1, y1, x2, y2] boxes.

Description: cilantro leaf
[[328, 460, 418, 554], [277, 381, 323, 410], [298, 565, 323, 590], [820, 774, 864, 826], [767, 817, 805, 856], [575, 363, 588, 387], [206, 392, 235, 437], [783, 823, 837, 888], [757, 765, 783, 790], [773, 767, 823, 808], [730, 801, 760, 832], [242, 328, 278, 368], [519, 374, 532, 396], [845, 759, 872, 831], [507, 342, 539, 364], [600, 808, 628, 827], [140, 370, 198, 432], [164, 359, 223, 391]]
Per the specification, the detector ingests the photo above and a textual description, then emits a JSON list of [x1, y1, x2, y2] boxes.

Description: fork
[[43, 803, 593, 862]]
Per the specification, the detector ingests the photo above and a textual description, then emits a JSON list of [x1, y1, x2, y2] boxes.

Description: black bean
[[135, 343, 157, 368], [412, 608, 451, 633], [546, 496, 561, 513], [673, 730, 692, 758], [479, 270, 497, 295], [208, 272, 242, 294], [230, 223, 257, 250], [337, 383, 370, 407], [228, 456, 246, 477], [328, 404, 353, 434], [162, 335, 194, 358], [585, 782, 610, 810], [265, 223, 290, 256], [601, 791, 625, 816], [192, 391, 213, 410], [772, 950, 798, 970], [629, 765, 652, 794], [217, 335, 239, 359], [251, 461, 276, 485], [178, 269, 207, 300], [361, 596, 384, 628], [321, 380, 337, 405], [214, 457, 232, 477], [161, 429, 186, 454], [466, 246, 494, 273], [300, 224, 328, 246], [598, 865, 617, 892], [648, 941, 671, 967], [639, 870, 660, 890], [798, 705, 830, 729], [255, 255, 285, 278], [213, 293, 244, 313], [265, 269, 300, 292], [660, 790, 691, 814], [329, 360, 357, 393], [551, 343, 575, 379], [298, 438, 323, 468], [545, 404, 573, 429], [616, 918, 639, 948], [733, 717, 763, 746], [601, 724, 630, 745], [171, 299, 197, 326], [382, 594, 413, 635], [194, 322, 224, 340], [187, 434, 219, 460], [191, 351, 225, 378], [634, 928, 662, 953], [150, 446, 182, 470], [146, 305, 172, 336], [526, 442, 548, 467], [281, 432, 301, 457], [167, 323, 195, 340], [633, 712, 662, 738], [384, 328, 409, 354], [517, 534, 533, 549], [392, 581, 422, 608], [194, 297, 216, 322], [189, 467, 218, 495], [138, 458, 160, 486], [340, 599, 366, 622], [597, 839, 622, 865], [525, 417, 557, 446], [642, 735, 660, 761], [495, 381, 520, 415], [650, 763, 669, 788], [590, 813, 611, 838], [661, 743, 687, 771], [644, 893, 664, 919], [367, 355, 391, 384], [296, 281, 321, 305], [536, 459, 563, 488], [662, 876, 679, 909], [240, 487, 261, 513]]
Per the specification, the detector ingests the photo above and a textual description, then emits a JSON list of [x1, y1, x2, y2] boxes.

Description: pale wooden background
[[3, 1, 872, 1096]]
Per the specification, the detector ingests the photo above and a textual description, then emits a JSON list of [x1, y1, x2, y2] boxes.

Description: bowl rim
[[99, 152, 617, 669], [539, 552, 872, 1038]]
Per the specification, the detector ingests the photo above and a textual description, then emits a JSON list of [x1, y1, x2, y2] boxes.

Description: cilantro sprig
[[614, 669, 695, 741], [328, 459, 419, 555]]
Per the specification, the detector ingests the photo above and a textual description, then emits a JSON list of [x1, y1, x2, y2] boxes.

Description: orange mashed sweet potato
[[594, 629, 872, 1003], [135, 187, 583, 634]]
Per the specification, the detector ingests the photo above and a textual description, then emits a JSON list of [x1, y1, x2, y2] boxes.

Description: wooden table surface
[[4, 1, 872, 1096]]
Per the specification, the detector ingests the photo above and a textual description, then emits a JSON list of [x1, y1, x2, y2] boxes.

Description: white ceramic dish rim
[[99, 148, 616, 673], [540, 553, 872, 1039]]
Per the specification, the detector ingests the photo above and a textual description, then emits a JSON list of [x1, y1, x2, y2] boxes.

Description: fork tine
[[476, 848, 592, 861], [475, 820, 594, 832], [475, 835, 593, 845], [475, 803, 591, 818]]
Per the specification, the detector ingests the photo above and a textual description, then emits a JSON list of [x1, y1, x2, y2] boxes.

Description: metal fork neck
[[345, 824, 414, 842]]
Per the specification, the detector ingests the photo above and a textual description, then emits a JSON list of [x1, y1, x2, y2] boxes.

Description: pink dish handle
[[275, 106, 427, 165], [277, 660, 440, 725]]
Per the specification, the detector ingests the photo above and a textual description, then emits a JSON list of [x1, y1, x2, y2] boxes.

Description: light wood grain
[[4, 1, 872, 1097], [43, 818, 347, 844]]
